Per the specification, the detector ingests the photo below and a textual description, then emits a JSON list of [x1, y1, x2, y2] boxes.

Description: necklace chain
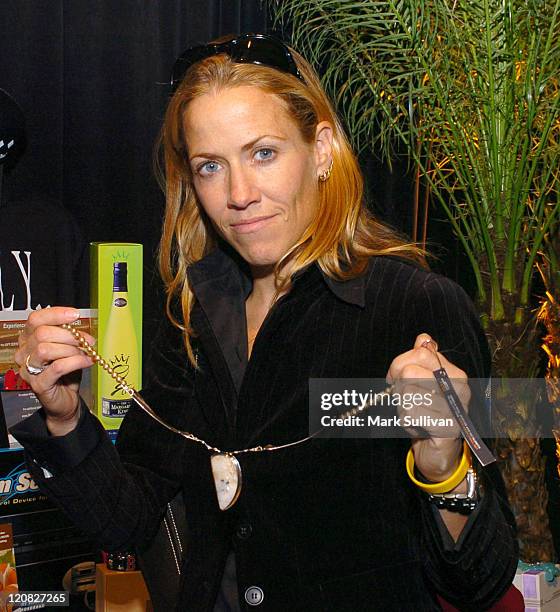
[[62, 324, 388, 455]]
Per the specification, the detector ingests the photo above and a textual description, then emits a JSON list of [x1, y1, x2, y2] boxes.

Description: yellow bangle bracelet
[[406, 441, 471, 494]]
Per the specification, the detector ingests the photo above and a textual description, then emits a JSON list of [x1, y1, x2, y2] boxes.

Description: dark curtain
[[0, 0, 268, 338]]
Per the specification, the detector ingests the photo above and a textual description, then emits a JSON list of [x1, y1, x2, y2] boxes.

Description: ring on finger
[[421, 338, 438, 352], [25, 354, 46, 376]]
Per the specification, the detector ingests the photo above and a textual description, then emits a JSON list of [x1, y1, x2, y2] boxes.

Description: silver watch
[[427, 467, 480, 513]]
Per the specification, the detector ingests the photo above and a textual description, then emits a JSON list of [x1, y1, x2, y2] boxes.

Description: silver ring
[[25, 354, 45, 376]]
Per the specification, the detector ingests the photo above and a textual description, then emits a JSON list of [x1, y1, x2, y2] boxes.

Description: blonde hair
[[157, 48, 426, 363]]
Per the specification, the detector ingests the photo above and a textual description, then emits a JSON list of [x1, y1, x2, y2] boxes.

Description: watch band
[[427, 466, 480, 514]]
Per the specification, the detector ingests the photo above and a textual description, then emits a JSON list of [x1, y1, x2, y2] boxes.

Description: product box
[[513, 566, 560, 611], [90, 243, 142, 434], [0, 522, 19, 611], [95, 563, 150, 612], [0, 310, 94, 449]]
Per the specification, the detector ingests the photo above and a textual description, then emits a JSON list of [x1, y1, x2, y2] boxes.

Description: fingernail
[[65, 309, 80, 320]]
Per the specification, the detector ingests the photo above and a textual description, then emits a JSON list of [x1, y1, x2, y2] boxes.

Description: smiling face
[[183, 85, 332, 274]]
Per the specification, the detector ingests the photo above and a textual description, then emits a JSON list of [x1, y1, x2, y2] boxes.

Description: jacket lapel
[[187, 248, 251, 433]]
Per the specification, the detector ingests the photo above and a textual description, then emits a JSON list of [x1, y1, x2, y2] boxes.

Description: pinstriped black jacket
[[12, 249, 517, 611]]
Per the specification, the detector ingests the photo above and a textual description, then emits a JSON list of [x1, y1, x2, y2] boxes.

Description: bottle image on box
[[100, 262, 139, 419]]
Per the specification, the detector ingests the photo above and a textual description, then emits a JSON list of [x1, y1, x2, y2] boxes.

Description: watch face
[[211, 453, 242, 511]]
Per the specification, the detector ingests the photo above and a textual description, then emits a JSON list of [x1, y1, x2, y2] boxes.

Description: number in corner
[[5, 591, 69, 606]]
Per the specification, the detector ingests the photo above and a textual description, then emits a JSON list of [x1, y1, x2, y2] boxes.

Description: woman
[[12, 34, 516, 611]]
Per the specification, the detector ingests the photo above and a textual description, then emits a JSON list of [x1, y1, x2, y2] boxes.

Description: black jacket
[[12, 251, 517, 611]]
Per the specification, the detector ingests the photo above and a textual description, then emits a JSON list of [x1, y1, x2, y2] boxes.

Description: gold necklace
[[63, 325, 494, 507], [63, 324, 371, 510]]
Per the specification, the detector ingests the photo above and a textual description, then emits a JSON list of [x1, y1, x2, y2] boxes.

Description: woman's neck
[[249, 266, 278, 309]]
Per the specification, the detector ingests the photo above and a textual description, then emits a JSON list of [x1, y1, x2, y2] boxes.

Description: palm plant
[[271, 0, 560, 561]]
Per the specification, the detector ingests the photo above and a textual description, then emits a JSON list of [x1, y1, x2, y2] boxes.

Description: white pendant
[[210, 453, 242, 511]]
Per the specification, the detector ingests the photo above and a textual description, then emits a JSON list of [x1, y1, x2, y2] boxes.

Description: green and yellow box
[[90, 243, 142, 434]]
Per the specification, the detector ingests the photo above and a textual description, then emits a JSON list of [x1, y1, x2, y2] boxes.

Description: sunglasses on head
[[171, 33, 304, 92]]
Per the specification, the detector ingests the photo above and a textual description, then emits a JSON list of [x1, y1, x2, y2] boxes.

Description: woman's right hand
[[14, 307, 96, 436]]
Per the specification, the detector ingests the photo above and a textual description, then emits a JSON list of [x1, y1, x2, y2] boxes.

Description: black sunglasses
[[171, 33, 303, 92]]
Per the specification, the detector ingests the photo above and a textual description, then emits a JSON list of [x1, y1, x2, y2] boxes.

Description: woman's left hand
[[386, 333, 470, 483]]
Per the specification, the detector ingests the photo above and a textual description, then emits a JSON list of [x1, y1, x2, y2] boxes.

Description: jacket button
[[236, 523, 253, 539], [244, 586, 264, 606]]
